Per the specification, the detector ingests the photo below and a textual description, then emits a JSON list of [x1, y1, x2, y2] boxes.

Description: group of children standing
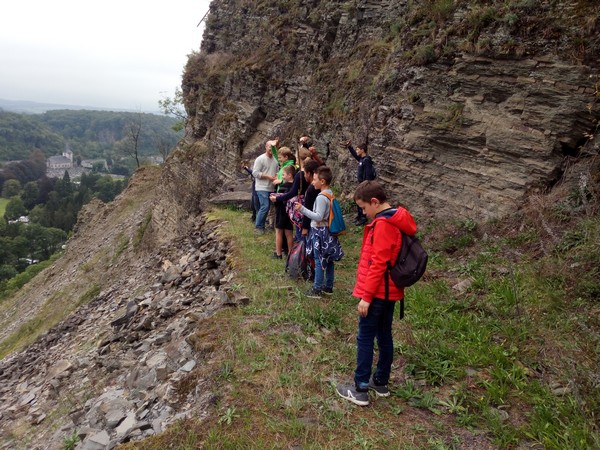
[[248, 135, 419, 407]]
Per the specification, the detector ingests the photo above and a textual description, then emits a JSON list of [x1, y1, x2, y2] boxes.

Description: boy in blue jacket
[[345, 141, 376, 226]]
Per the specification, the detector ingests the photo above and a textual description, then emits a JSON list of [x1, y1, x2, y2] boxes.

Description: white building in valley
[[47, 147, 73, 170]]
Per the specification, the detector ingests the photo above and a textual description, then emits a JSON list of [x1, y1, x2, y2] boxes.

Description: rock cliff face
[[177, 0, 599, 220]]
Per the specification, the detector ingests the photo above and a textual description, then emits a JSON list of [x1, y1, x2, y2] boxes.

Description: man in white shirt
[[251, 139, 279, 233]]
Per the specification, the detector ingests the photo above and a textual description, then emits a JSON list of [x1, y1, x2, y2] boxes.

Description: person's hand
[[272, 179, 282, 185], [301, 228, 308, 236], [358, 299, 370, 317], [299, 136, 309, 144], [269, 194, 276, 202], [345, 140, 351, 147], [294, 202, 302, 211]]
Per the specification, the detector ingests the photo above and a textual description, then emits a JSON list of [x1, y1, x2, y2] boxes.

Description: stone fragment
[[161, 266, 180, 284], [105, 409, 126, 429], [47, 360, 73, 380], [115, 412, 137, 436], [83, 430, 110, 450], [19, 392, 35, 406], [452, 278, 473, 294], [179, 360, 196, 372]]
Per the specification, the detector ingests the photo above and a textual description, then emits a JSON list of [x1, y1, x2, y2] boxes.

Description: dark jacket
[[347, 145, 376, 182], [352, 207, 417, 303], [302, 185, 320, 231], [274, 170, 308, 203]]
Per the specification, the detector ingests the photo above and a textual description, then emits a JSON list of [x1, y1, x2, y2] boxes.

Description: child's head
[[354, 180, 386, 203], [356, 143, 368, 157], [278, 147, 294, 164], [298, 148, 311, 162], [303, 159, 319, 182], [282, 164, 296, 182], [354, 180, 388, 220], [314, 166, 333, 188]]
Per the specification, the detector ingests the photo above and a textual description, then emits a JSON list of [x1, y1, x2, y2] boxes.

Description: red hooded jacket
[[352, 207, 417, 303]]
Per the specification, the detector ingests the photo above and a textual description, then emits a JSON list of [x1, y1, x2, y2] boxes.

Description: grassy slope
[[122, 186, 599, 450]]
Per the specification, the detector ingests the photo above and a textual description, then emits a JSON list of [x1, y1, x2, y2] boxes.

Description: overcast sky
[[0, 0, 212, 112]]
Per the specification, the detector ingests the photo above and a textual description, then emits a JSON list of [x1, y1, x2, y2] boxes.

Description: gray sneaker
[[336, 383, 369, 406], [305, 288, 322, 298], [368, 379, 390, 397]]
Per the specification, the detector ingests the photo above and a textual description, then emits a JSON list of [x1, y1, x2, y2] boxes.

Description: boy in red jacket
[[336, 181, 417, 406]]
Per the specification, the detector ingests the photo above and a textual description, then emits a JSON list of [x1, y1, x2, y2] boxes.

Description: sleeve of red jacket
[[361, 220, 401, 303]]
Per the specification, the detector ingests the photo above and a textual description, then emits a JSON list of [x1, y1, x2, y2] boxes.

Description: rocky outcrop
[[0, 217, 246, 450], [178, 0, 599, 220]]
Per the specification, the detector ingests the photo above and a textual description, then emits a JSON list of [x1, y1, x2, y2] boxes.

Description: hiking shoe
[[271, 252, 282, 259], [336, 383, 369, 406], [254, 228, 265, 235], [305, 288, 322, 298], [368, 379, 390, 397], [322, 287, 333, 295]]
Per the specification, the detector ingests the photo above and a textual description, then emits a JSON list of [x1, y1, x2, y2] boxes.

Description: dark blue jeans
[[354, 298, 396, 390]]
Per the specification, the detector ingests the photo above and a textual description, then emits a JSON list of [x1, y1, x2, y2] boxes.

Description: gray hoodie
[[299, 188, 332, 228]]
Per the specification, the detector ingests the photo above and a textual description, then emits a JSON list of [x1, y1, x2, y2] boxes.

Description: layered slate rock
[[0, 218, 248, 449], [172, 0, 599, 221]]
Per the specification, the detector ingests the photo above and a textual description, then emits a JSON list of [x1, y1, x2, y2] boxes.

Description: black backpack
[[286, 240, 313, 281], [388, 233, 428, 289], [372, 223, 428, 318]]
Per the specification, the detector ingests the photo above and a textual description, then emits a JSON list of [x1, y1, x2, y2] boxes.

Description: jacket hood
[[369, 207, 417, 236]]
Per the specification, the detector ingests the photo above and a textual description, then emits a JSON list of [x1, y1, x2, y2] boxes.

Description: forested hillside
[[0, 110, 181, 161], [0, 171, 126, 284]]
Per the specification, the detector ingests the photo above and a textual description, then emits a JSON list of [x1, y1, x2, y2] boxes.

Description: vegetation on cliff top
[[185, 0, 599, 116]]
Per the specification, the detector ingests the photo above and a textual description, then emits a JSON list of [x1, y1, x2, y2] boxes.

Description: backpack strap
[[375, 221, 405, 319], [318, 192, 333, 226]]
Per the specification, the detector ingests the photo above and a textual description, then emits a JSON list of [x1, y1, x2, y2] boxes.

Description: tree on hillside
[[2, 179, 21, 198], [0, 265, 17, 282], [153, 132, 173, 162], [158, 88, 187, 132], [121, 112, 143, 168], [22, 223, 66, 260], [36, 177, 56, 204], [1, 150, 47, 185], [4, 196, 27, 221], [55, 171, 73, 197], [21, 181, 39, 209]]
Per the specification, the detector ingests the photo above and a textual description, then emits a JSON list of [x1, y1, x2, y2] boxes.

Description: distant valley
[[0, 97, 157, 114]]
